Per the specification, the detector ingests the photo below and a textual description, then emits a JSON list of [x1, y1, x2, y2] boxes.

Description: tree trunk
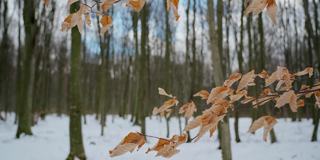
[[138, 3, 150, 135], [311, 108, 319, 141], [234, 0, 246, 143], [207, 0, 232, 159], [66, 2, 86, 159], [258, 14, 277, 143], [16, 0, 38, 138], [164, 0, 172, 138]]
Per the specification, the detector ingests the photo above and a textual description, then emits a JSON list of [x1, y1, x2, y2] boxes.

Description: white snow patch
[[0, 114, 319, 160]]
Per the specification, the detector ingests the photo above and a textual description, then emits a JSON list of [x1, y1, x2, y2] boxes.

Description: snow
[[0, 114, 319, 160]]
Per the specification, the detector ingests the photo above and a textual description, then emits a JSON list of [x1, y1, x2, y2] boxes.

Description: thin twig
[[137, 133, 173, 142]]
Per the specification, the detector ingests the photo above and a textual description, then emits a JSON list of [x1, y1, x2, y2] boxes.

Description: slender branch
[[138, 133, 174, 142]]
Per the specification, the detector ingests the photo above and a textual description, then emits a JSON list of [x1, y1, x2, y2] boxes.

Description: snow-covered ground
[[0, 114, 319, 160]]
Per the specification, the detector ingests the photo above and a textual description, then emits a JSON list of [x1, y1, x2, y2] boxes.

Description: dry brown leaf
[[209, 125, 218, 137], [61, 12, 82, 32], [156, 143, 180, 158], [275, 90, 297, 112], [109, 143, 138, 157], [260, 88, 272, 96], [236, 70, 256, 92], [266, 0, 277, 24], [146, 138, 170, 153], [275, 70, 293, 91], [179, 101, 197, 119], [297, 99, 304, 108], [147, 134, 186, 158], [244, 0, 277, 24], [126, 0, 146, 12], [100, 15, 112, 35], [210, 99, 229, 116], [167, 0, 180, 21], [193, 90, 209, 100], [101, 0, 117, 12], [109, 132, 146, 157], [43, 0, 49, 6], [176, 133, 188, 145], [153, 98, 179, 116], [184, 101, 227, 142], [241, 95, 255, 104], [68, 0, 79, 5], [207, 86, 232, 104], [61, 14, 74, 31], [184, 116, 202, 131], [193, 113, 224, 142], [79, 4, 90, 14], [248, 116, 277, 142], [265, 66, 291, 87], [230, 90, 247, 103], [158, 88, 173, 98], [294, 67, 313, 77], [224, 72, 242, 87], [170, 133, 188, 146], [258, 70, 269, 79], [85, 14, 91, 26]]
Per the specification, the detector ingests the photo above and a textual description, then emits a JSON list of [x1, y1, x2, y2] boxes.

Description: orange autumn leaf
[[193, 90, 209, 100], [230, 90, 247, 103], [109, 132, 146, 157], [126, 0, 146, 12], [248, 116, 277, 141], [61, 14, 73, 31], [85, 14, 91, 26], [156, 143, 180, 158], [43, 0, 49, 6], [146, 138, 170, 153], [100, 15, 112, 35], [184, 100, 228, 142], [261, 88, 273, 96], [179, 101, 197, 119], [294, 67, 313, 78], [194, 112, 224, 142], [258, 70, 269, 79], [170, 133, 188, 145], [210, 99, 229, 116], [146, 134, 186, 158], [224, 72, 242, 87], [153, 98, 179, 116], [167, 0, 180, 21], [275, 70, 293, 91], [61, 12, 82, 33], [244, 0, 277, 24], [297, 99, 304, 108], [101, 0, 117, 12], [207, 86, 232, 104], [236, 70, 256, 92], [275, 90, 298, 112], [266, 67, 291, 85]]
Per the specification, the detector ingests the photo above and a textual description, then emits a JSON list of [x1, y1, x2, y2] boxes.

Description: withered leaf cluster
[[109, 132, 187, 158]]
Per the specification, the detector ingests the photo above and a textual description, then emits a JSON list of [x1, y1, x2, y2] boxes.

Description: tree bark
[[66, 1, 86, 159], [16, 0, 38, 138], [207, 0, 232, 159]]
